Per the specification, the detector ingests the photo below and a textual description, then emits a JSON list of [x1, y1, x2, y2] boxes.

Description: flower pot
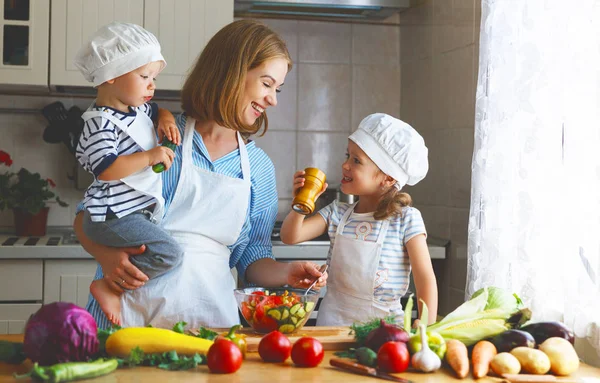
[[13, 207, 49, 237]]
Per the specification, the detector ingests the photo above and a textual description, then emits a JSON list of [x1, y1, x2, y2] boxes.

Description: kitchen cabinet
[[50, 0, 233, 90], [0, 260, 44, 335], [0, 304, 41, 335], [43, 260, 97, 308], [0, 0, 49, 86]]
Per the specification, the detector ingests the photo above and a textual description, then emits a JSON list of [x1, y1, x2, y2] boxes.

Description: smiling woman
[[74, 19, 328, 330]]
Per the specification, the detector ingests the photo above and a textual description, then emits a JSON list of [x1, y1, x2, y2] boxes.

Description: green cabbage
[[471, 286, 523, 312]]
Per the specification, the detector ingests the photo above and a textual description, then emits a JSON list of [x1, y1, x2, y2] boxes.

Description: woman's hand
[[95, 245, 150, 293], [286, 261, 328, 290]]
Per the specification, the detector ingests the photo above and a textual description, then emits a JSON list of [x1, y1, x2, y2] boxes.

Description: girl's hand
[[291, 170, 328, 200], [286, 261, 328, 290], [146, 145, 175, 170], [157, 119, 181, 145], [96, 245, 149, 293]]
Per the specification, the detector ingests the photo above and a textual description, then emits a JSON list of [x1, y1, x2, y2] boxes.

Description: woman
[[74, 19, 328, 329]]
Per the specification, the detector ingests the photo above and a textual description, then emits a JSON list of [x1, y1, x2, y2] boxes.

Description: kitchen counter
[[2, 334, 599, 382]]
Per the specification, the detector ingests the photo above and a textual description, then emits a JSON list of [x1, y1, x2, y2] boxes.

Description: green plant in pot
[[0, 150, 68, 236]]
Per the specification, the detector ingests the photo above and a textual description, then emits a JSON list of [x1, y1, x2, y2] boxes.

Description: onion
[[365, 319, 409, 352], [23, 302, 99, 365]]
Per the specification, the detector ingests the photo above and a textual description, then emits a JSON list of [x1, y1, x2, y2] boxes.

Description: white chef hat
[[349, 113, 428, 190], [73, 22, 166, 87]]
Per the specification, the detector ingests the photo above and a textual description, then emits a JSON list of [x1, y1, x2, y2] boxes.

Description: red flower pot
[[13, 207, 49, 237]]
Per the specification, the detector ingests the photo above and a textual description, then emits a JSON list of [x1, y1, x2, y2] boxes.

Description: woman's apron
[[316, 202, 402, 326], [119, 117, 251, 328]]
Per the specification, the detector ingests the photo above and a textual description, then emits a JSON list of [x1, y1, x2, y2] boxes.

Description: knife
[[330, 358, 413, 383]]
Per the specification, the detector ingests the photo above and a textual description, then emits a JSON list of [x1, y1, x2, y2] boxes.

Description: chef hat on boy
[[73, 22, 166, 87], [349, 113, 428, 190]]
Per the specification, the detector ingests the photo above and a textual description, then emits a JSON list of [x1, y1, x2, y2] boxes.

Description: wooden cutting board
[[190, 326, 356, 352]]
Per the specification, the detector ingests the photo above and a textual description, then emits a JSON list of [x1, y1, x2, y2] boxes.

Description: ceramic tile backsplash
[[298, 21, 351, 64], [352, 24, 400, 66], [296, 132, 348, 189], [252, 131, 297, 197], [298, 64, 351, 132], [352, 65, 401, 130], [266, 65, 298, 131]]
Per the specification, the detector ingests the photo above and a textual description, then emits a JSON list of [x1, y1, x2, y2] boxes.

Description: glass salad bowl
[[234, 287, 320, 334]]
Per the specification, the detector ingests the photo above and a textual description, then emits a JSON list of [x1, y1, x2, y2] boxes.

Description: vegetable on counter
[[219, 325, 247, 358], [471, 340, 497, 378], [488, 329, 535, 353], [117, 346, 204, 370], [258, 331, 292, 363], [538, 337, 579, 376], [364, 319, 409, 352], [0, 340, 27, 364], [105, 327, 213, 358], [427, 287, 531, 347], [407, 328, 446, 359], [291, 337, 324, 368], [207, 338, 243, 374], [520, 321, 575, 345], [445, 339, 469, 379], [377, 341, 410, 373], [509, 347, 551, 375], [411, 324, 441, 373], [14, 358, 118, 383], [490, 352, 521, 375], [24, 302, 99, 366], [355, 347, 378, 367], [350, 316, 398, 346]]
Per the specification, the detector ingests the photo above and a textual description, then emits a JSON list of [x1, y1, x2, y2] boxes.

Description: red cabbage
[[23, 302, 99, 365]]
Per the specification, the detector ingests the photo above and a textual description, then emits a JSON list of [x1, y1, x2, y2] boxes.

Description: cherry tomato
[[291, 337, 324, 367], [258, 331, 292, 363], [377, 341, 409, 373], [207, 338, 243, 374]]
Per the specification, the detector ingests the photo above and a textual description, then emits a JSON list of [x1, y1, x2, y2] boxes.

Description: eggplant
[[520, 321, 575, 345], [488, 329, 536, 353]]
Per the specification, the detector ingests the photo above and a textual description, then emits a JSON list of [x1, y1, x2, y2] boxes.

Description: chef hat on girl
[[349, 113, 428, 190], [73, 22, 166, 87]]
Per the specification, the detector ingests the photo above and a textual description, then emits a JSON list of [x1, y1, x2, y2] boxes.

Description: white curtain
[[468, 0, 600, 363]]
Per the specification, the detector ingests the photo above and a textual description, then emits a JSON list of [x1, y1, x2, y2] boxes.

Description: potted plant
[[0, 150, 68, 236]]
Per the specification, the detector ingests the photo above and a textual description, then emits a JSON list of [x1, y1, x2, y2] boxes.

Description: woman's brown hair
[[373, 187, 413, 221], [181, 19, 292, 136]]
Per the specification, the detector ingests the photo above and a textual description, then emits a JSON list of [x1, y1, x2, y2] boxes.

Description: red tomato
[[377, 341, 409, 373], [291, 337, 324, 367], [258, 331, 292, 363], [207, 338, 243, 374], [241, 302, 252, 320]]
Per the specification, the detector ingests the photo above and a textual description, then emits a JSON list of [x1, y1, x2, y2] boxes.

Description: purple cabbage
[[23, 302, 99, 365]]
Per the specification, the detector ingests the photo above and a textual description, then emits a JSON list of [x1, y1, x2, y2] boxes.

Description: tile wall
[[399, 0, 481, 314]]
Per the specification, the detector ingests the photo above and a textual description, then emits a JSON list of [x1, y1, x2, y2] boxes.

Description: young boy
[[74, 22, 184, 326]]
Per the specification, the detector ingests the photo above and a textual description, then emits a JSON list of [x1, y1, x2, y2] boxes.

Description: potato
[[539, 337, 579, 376], [510, 347, 551, 375], [490, 352, 521, 375]]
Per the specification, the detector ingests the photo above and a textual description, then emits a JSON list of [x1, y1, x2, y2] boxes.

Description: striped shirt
[[318, 201, 427, 315], [86, 113, 278, 329], [75, 103, 159, 222]]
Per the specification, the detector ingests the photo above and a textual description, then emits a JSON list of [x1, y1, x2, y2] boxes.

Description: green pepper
[[152, 139, 177, 173], [407, 329, 447, 360], [221, 324, 247, 359], [14, 358, 118, 383]]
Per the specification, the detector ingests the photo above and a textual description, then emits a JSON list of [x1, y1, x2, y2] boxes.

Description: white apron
[[81, 106, 165, 222], [120, 117, 251, 328], [316, 202, 402, 326]]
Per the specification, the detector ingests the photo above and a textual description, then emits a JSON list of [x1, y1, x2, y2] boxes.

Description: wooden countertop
[[2, 334, 600, 383]]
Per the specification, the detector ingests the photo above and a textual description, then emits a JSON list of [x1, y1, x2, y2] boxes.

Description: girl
[[280, 113, 437, 326]]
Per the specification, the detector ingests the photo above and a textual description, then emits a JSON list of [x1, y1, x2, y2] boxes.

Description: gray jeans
[[83, 209, 184, 280]]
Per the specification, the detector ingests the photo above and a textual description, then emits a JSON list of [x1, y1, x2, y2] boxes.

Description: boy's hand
[[292, 169, 328, 199], [157, 119, 181, 145], [146, 145, 175, 171]]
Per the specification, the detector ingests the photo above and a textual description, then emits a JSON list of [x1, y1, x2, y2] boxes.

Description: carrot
[[472, 340, 497, 379], [445, 339, 470, 378]]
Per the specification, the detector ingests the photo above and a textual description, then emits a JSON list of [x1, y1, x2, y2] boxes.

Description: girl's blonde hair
[[181, 19, 292, 136], [373, 187, 413, 221]]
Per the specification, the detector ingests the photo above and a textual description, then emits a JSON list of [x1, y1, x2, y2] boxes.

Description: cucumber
[[291, 316, 298, 325], [279, 324, 295, 333], [295, 307, 306, 318], [281, 308, 290, 320], [305, 302, 316, 312], [290, 303, 302, 315], [267, 309, 282, 320]]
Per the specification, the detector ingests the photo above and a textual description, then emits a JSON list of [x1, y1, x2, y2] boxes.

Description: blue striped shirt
[[318, 201, 427, 316], [86, 113, 278, 328], [76, 103, 158, 221]]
